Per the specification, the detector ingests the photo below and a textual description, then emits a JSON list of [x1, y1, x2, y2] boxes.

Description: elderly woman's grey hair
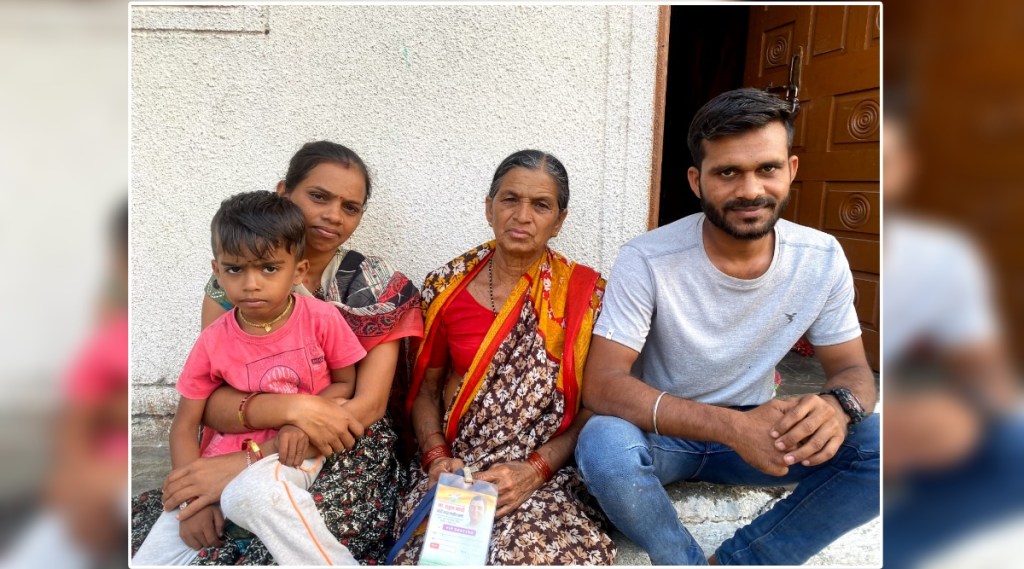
[[488, 149, 569, 211]]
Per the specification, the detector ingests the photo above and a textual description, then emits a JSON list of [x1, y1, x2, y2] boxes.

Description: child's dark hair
[[210, 191, 306, 260], [282, 141, 372, 204]]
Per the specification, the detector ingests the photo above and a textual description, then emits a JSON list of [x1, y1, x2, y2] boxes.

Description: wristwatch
[[819, 387, 867, 425]]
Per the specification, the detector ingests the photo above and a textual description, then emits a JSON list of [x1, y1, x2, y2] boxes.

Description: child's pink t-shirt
[[177, 294, 366, 458], [64, 310, 129, 460]]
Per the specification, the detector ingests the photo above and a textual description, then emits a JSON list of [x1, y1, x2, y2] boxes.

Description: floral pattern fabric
[[131, 419, 404, 565], [393, 244, 615, 565]]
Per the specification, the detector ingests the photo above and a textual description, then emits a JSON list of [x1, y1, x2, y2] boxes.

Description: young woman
[[132, 141, 422, 565]]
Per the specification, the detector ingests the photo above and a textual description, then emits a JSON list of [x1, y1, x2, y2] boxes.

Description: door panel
[[823, 183, 880, 235], [810, 5, 849, 57], [745, 5, 881, 369]]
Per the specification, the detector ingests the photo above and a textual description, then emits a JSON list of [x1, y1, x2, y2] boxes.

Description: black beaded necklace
[[487, 258, 498, 315]]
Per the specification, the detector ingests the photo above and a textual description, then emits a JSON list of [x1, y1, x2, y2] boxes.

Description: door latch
[[766, 47, 803, 113]]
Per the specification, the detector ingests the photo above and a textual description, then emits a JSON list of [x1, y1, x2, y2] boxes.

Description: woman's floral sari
[[393, 242, 616, 565]]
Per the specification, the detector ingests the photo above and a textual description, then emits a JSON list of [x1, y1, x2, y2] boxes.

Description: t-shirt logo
[[246, 348, 310, 393], [784, 312, 797, 323], [261, 365, 302, 393]]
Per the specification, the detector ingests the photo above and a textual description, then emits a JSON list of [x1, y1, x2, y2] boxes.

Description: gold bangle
[[238, 392, 262, 431]]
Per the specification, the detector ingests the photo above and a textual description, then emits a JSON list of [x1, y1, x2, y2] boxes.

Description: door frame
[[647, 5, 671, 230]]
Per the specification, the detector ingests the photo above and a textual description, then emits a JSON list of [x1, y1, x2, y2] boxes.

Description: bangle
[[652, 391, 668, 436], [238, 392, 262, 431], [251, 439, 264, 460], [421, 443, 452, 471], [527, 451, 553, 482], [244, 447, 253, 467], [422, 444, 452, 470], [241, 438, 264, 463]]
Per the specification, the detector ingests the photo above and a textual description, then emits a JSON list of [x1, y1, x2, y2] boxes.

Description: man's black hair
[[687, 87, 797, 167]]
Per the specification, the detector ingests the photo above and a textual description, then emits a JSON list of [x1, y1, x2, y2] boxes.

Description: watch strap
[[820, 387, 867, 425]]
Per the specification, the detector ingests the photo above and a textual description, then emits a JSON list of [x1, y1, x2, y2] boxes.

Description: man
[[466, 495, 487, 527], [575, 88, 879, 565], [881, 107, 1022, 567]]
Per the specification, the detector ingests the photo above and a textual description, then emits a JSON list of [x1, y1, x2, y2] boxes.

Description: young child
[[133, 191, 365, 566], [3, 201, 128, 569]]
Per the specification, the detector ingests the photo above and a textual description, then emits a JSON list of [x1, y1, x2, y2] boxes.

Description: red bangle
[[421, 443, 452, 471], [238, 392, 262, 431], [527, 451, 552, 482], [241, 438, 264, 461]]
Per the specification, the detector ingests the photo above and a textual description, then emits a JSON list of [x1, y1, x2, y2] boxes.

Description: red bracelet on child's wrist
[[241, 438, 264, 467]]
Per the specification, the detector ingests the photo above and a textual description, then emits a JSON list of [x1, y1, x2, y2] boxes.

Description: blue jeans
[[884, 414, 1024, 567], [575, 412, 880, 565]]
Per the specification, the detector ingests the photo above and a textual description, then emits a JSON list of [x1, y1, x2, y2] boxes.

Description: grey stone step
[[133, 447, 879, 565], [611, 481, 881, 566], [132, 444, 169, 496]]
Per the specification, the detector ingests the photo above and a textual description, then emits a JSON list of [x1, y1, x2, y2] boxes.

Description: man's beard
[[700, 185, 790, 240]]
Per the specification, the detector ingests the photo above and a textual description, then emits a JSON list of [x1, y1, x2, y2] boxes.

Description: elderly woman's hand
[[426, 457, 466, 488], [288, 394, 365, 456], [475, 461, 545, 519]]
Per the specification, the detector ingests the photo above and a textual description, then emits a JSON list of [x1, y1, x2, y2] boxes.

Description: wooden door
[[743, 5, 881, 370]]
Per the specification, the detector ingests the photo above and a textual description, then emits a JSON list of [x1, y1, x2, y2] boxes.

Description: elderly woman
[[131, 141, 422, 565], [391, 150, 616, 565]]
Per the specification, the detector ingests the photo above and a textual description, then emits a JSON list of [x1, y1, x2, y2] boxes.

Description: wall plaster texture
[[131, 4, 660, 443]]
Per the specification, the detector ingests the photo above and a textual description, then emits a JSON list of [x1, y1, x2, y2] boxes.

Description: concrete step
[[134, 447, 879, 565], [132, 444, 169, 496], [611, 481, 881, 566]]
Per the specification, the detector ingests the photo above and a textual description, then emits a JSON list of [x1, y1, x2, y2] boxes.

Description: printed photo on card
[[419, 473, 498, 565]]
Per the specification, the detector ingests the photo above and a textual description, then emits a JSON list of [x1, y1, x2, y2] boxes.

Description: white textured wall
[[131, 4, 659, 444], [2, 2, 127, 399]]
